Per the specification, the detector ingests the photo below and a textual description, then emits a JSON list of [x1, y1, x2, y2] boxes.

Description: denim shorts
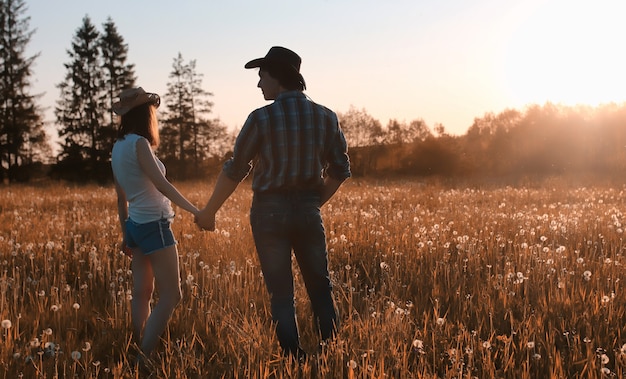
[[125, 218, 177, 255]]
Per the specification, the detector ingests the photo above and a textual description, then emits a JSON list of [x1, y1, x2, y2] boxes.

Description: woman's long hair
[[116, 103, 160, 147]]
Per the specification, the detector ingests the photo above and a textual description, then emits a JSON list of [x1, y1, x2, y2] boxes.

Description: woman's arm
[[135, 138, 199, 215], [114, 176, 129, 246]]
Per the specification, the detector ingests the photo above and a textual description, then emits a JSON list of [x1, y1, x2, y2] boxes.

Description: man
[[196, 46, 351, 358]]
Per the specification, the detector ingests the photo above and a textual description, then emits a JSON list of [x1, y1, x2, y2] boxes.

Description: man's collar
[[276, 90, 305, 100]]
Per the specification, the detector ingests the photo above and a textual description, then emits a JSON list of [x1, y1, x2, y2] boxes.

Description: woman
[[111, 87, 198, 368]]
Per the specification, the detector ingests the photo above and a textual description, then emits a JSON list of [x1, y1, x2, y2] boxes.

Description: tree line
[[341, 103, 626, 181], [2, 0, 626, 184], [1, 0, 231, 183]]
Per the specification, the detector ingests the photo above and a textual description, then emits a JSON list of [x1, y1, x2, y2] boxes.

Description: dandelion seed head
[[601, 353, 609, 365], [82, 342, 91, 352], [1, 319, 11, 329], [436, 317, 445, 326], [347, 360, 357, 369], [71, 351, 81, 360], [72, 303, 80, 310], [527, 341, 535, 349]]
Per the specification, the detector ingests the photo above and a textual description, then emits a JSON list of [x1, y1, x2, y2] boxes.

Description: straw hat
[[112, 87, 160, 115]]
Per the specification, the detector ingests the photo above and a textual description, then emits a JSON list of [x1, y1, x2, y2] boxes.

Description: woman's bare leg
[[131, 249, 154, 343], [139, 245, 182, 356]]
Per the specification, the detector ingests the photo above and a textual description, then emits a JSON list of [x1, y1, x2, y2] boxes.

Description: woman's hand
[[195, 209, 216, 231], [120, 239, 132, 258]]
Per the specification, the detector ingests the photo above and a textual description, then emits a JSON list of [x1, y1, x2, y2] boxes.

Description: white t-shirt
[[111, 133, 174, 223]]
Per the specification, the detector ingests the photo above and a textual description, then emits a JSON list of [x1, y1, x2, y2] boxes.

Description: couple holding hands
[[111, 46, 351, 369]]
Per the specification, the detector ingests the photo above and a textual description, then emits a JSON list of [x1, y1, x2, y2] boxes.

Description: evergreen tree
[[100, 17, 135, 155], [0, 0, 48, 182], [184, 59, 215, 170], [160, 53, 191, 165], [161, 53, 217, 178], [54, 15, 107, 181]]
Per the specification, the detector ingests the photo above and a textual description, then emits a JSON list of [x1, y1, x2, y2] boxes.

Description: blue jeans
[[250, 190, 338, 355]]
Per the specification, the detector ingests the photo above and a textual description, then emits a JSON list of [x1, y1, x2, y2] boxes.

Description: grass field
[[1, 178, 626, 378]]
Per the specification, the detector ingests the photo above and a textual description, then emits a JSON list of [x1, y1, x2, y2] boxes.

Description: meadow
[[1, 177, 626, 378]]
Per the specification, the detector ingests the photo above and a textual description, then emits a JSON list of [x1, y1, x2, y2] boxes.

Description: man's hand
[[195, 209, 216, 231]]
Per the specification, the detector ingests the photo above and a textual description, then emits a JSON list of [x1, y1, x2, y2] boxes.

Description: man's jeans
[[250, 190, 338, 355]]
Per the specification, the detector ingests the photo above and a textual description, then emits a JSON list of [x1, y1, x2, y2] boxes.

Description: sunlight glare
[[504, 0, 626, 107]]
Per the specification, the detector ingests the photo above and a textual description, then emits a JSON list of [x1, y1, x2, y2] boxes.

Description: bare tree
[[337, 105, 383, 147]]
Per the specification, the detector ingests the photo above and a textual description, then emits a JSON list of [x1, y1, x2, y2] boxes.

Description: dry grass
[[1, 178, 626, 378]]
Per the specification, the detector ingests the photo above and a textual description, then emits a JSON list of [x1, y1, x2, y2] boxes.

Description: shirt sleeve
[[222, 113, 259, 182], [325, 117, 352, 181]]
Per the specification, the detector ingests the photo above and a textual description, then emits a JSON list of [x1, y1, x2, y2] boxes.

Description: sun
[[503, 0, 626, 108]]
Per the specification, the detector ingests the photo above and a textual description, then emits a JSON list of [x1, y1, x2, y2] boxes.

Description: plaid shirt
[[223, 91, 351, 192]]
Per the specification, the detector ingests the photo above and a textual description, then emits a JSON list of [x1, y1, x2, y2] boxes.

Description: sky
[[24, 0, 626, 139]]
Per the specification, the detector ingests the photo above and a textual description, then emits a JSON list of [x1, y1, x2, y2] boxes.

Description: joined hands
[[194, 208, 216, 231]]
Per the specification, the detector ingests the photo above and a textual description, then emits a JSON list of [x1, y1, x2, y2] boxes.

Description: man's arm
[[196, 170, 240, 231], [320, 176, 346, 206]]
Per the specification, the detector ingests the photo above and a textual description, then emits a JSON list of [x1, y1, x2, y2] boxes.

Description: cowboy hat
[[112, 87, 160, 116], [244, 46, 301, 74]]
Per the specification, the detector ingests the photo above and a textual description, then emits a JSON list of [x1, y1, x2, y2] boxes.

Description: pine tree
[[160, 53, 220, 178], [160, 53, 191, 167], [0, 0, 48, 182], [100, 17, 135, 155], [184, 59, 215, 171], [54, 15, 107, 181]]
